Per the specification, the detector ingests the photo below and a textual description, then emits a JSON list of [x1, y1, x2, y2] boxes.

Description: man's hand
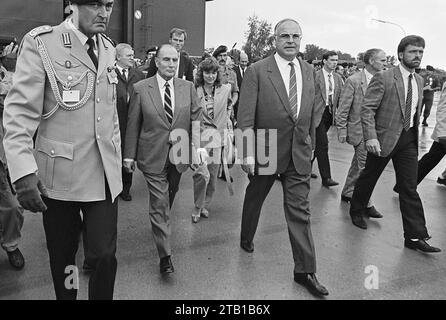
[[1, 42, 18, 58], [338, 134, 347, 143], [14, 173, 48, 212], [196, 148, 208, 165], [123, 159, 135, 173], [366, 139, 381, 156], [241, 156, 255, 176]]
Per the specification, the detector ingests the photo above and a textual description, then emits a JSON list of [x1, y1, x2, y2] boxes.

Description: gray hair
[[116, 43, 133, 58]]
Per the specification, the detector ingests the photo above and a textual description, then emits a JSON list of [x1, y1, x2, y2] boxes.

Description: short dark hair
[[397, 35, 425, 61], [169, 28, 187, 40], [322, 51, 337, 62], [195, 57, 221, 88], [426, 65, 435, 71], [212, 45, 228, 58], [363, 48, 383, 65]]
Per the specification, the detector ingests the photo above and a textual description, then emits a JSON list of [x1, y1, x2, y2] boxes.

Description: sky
[[205, 0, 445, 69]]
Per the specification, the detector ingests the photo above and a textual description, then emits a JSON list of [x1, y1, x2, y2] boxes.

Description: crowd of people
[[1, 0, 446, 300]]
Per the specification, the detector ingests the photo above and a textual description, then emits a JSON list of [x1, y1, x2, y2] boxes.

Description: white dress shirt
[[156, 72, 175, 114], [115, 65, 129, 80], [399, 64, 419, 128], [322, 68, 335, 105], [364, 69, 374, 86], [274, 53, 302, 117]]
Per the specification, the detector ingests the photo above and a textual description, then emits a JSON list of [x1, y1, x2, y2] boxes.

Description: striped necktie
[[328, 73, 333, 109], [404, 74, 413, 131], [164, 82, 173, 124], [288, 62, 298, 121]]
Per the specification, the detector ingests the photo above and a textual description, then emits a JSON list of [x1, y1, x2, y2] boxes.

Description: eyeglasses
[[277, 33, 303, 41]]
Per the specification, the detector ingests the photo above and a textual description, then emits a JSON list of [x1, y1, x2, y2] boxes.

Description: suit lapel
[[267, 56, 294, 120], [148, 77, 170, 126], [394, 67, 406, 117], [178, 52, 185, 79], [297, 58, 311, 122], [96, 34, 108, 77], [68, 27, 96, 72], [116, 69, 127, 83], [415, 73, 424, 120], [172, 78, 183, 126], [317, 70, 327, 104]]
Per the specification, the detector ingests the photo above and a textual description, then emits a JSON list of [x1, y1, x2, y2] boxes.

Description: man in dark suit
[[145, 28, 194, 81], [124, 44, 204, 274], [115, 43, 144, 201], [232, 51, 249, 121], [237, 18, 328, 297], [312, 51, 343, 187], [349, 35, 441, 253]]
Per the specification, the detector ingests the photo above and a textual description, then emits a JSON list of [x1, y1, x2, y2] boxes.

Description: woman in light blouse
[[191, 57, 233, 223]]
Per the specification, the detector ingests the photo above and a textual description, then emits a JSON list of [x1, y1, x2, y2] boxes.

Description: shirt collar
[[274, 53, 299, 69], [322, 67, 333, 78], [364, 68, 373, 83], [156, 72, 174, 89], [115, 64, 129, 74], [65, 18, 97, 48], [399, 63, 415, 79]]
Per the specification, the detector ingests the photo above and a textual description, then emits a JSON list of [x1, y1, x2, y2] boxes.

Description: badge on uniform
[[62, 90, 80, 103], [107, 69, 118, 84]]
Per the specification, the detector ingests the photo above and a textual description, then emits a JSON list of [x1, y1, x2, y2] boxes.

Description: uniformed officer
[[3, 0, 121, 300]]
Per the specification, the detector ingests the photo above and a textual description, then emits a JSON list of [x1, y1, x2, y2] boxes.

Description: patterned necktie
[[328, 73, 333, 110], [164, 82, 173, 124], [288, 62, 298, 121], [122, 68, 128, 81], [86, 37, 98, 70], [404, 74, 413, 131]]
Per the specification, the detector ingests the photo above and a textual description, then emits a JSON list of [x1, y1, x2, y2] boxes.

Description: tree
[[303, 44, 325, 62], [242, 15, 275, 62]]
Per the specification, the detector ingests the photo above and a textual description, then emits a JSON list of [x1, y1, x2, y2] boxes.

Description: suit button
[[51, 149, 55, 155], [97, 117, 101, 122], [97, 135, 100, 140], [67, 76, 73, 81], [97, 80, 100, 85], [96, 98, 100, 103]]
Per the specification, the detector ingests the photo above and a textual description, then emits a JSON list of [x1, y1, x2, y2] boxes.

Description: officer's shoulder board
[[100, 33, 116, 47], [29, 25, 53, 38]]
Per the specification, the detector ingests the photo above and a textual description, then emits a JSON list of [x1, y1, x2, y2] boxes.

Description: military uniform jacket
[[3, 21, 123, 201]]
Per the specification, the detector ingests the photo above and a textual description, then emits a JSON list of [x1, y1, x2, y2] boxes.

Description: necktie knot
[[165, 82, 170, 89]]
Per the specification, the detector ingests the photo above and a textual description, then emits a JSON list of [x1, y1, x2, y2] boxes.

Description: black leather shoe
[[240, 239, 254, 253], [404, 239, 441, 253], [366, 206, 383, 219], [311, 173, 318, 179], [160, 256, 174, 274], [422, 120, 428, 127], [437, 177, 446, 187], [322, 178, 339, 187], [7, 248, 25, 270], [350, 211, 367, 229], [341, 195, 351, 203], [119, 192, 132, 201], [294, 273, 329, 297]]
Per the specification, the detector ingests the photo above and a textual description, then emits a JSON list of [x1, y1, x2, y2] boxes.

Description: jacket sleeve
[[361, 72, 385, 142], [190, 83, 202, 148], [336, 77, 355, 137], [185, 55, 195, 82], [124, 87, 142, 160], [2, 34, 45, 183], [146, 57, 157, 79], [435, 85, 446, 138]]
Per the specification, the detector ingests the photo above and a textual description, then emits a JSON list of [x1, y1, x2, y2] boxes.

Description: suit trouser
[[41, 181, 117, 300], [417, 141, 446, 183], [143, 160, 182, 259], [240, 159, 316, 274], [0, 163, 24, 252], [313, 106, 333, 180], [421, 97, 434, 119], [122, 168, 133, 194], [350, 128, 429, 240]]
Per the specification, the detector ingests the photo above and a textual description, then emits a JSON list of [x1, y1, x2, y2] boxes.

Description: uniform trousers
[[241, 159, 316, 274], [42, 180, 117, 300]]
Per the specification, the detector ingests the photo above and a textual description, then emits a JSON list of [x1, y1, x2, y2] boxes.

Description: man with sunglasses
[[3, 0, 121, 299]]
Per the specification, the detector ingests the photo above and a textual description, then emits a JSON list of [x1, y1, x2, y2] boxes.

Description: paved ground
[[1, 94, 445, 300]]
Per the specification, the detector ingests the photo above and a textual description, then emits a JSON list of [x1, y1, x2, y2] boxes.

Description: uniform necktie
[[86, 37, 98, 70], [328, 73, 333, 110], [404, 74, 413, 131], [164, 82, 173, 124], [288, 62, 298, 121]]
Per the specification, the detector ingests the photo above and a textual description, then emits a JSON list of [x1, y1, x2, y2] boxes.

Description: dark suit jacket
[[232, 65, 244, 119], [116, 67, 145, 152], [361, 66, 424, 157], [124, 76, 201, 174], [237, 55, 319, 175], [314, 69, 343, 127], [146, 50, 194, 81]]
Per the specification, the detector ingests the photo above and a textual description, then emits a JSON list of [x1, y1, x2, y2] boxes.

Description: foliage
[[242, 15, 275, 62]]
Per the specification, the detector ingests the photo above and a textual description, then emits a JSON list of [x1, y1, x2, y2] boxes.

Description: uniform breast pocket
[[35, 137, 74, 191]]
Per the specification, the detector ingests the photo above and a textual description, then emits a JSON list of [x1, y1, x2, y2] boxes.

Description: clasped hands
[[190, 148, 209, 170]]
